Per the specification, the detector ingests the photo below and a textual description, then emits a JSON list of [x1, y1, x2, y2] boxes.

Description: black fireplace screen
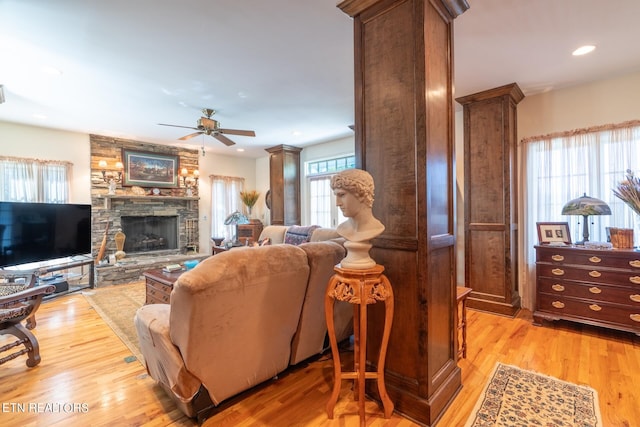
[[121, 216, 178, 253]]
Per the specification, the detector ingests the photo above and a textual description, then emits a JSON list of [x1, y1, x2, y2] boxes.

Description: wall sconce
[[181, 168, 199, 197], [180, 168, 199, 187], [98, 160, 123, 183]]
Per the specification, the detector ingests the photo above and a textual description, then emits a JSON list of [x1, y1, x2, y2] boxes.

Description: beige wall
[[518, 71, 640, 139], [0, 121, 91, 203]]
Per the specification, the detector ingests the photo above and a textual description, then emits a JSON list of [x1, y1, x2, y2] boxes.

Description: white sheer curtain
[[0, 157, 71, 202], [210, 175, 244, 240], [520, 120, 640, 309], [309, 176, 333, 228]]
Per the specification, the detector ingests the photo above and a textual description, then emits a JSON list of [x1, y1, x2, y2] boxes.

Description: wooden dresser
[[534, 245, 640, 334]]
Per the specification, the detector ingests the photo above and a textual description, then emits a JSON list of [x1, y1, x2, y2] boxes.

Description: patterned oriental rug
[[82, 281, 146, 366], [465, 363, 602, 427]]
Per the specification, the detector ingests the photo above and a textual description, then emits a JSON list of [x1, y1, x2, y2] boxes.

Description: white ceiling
[[1, 0, 639, 158]]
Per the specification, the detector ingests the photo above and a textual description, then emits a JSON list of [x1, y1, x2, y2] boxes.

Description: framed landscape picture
[[122, 149, 179, 188], [536, 222, 572, 245]]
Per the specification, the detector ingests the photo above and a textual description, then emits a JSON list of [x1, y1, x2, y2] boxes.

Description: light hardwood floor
[[1, 290, 638, 426]]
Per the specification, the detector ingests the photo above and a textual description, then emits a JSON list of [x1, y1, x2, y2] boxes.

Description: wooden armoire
[[338, 0, 469, 425], [456, 83, 524, 317], [265, 144, 302, 226]]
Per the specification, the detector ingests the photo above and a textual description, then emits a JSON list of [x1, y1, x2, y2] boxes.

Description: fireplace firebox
[[121, 216, 178, 253]]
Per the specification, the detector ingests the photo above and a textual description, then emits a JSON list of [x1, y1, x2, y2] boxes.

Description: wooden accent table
[[456, 286, 472, 359], [237, 220, 263, 245], [325, 265, 394, 426], [143, 268, 185, 305]]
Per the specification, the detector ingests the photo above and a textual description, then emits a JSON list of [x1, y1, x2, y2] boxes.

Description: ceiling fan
[[158, 108, 255, 146]]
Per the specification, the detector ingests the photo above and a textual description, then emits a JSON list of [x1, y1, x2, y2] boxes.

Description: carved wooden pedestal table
[[325, 264, 394, 426]]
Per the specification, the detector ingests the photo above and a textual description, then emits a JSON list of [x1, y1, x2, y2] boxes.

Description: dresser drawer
[[537, 293, 640, 331], [145, 283, 171, 304], [537, 248, 640, 269], [146, 277, 172, 293], [538, 277, 640, 307], [537, 264, 640, 287]]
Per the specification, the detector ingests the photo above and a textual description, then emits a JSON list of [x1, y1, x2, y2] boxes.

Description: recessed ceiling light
[[236, 148, 245, 152], [33, 113, 47, 119], [292, 131, 302, 137], [572, 45, 596, 56], [41, 66, 63, 75]]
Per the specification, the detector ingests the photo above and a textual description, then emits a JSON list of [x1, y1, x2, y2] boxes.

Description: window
[[0, 157, 71, 203], [521, 120, 640, 308], [210, 175, 244, 240], [306, 155, 354, 228]]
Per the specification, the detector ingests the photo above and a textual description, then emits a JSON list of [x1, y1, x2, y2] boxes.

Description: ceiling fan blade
[[218, 128, 256, 137], [179, 132, 204, 141], [213, 133, 236, 146], [158, 123, 199, 130]]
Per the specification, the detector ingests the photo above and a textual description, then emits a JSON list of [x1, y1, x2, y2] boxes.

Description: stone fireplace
[[90, 135, 207, 286]]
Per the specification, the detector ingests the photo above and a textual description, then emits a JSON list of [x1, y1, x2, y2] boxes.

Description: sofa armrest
[[257, 225, 289, 244], [309, 227, 341, 242]]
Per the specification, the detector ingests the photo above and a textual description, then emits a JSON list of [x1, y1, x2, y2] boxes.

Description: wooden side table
[[143, 268, 184, 305], [325, 264, 394, 426], [456, 286, 472, 359]]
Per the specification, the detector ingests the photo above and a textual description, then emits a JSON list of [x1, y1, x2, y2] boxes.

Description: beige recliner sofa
[[134, 240, 352, 420]]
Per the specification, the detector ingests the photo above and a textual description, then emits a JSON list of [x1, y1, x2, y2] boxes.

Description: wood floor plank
[[1, 290, 638, 426]]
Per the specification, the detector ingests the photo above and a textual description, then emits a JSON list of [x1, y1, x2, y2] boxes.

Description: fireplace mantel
[[98, 195, 199, 209]]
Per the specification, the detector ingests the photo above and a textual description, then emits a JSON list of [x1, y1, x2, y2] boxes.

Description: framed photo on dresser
[[536, 222, 572, 245]]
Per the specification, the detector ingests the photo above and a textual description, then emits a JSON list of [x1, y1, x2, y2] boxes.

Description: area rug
[[82, 281, 145, 366], [465, 363, 602, 427]]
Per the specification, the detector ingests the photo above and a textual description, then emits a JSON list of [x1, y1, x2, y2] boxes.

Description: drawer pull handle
[[552, 284, 565, 292], [631, 314, 640, 323], [588, 271, 601, 278], [630, 294, 640, 303], [589, 287, 602, 294], [589, 304, 602, 312], [551, 255, 565, 262], [630, 260, 640, 268], [630, 276, 640, 285], [552, 301, 565, 309], [588, 256, 602, 263], [552, 268, 565, 276]]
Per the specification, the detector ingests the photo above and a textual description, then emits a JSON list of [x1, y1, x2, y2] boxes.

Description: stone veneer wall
[[90, 135, 203, 286]]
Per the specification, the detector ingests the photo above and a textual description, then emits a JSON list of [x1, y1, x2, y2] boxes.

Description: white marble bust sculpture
[[331, 169, 384, 269]]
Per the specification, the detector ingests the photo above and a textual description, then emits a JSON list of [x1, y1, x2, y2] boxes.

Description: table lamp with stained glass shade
[[561, 193, 611, 244], [224, 211, 250, 246]]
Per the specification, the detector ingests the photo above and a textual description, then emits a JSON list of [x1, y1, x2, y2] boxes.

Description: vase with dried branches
[[613, 169, 640, 216], [240, 190, 260, 218]]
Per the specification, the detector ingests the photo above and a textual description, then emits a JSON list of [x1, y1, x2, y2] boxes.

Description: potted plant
[[240, 190, 260, 218]]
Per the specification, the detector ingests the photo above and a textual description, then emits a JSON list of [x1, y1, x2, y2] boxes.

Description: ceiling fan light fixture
[[572, 45, 596, 56], [158, 108, 255, 147]]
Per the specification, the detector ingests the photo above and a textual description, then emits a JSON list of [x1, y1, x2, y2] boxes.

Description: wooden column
[[265, 144, 302, 226], [456, 83, 524, 316], [338, 0, 469, 425]]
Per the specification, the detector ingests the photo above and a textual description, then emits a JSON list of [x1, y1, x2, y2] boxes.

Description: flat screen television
[[0, 201, 92, 268]]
